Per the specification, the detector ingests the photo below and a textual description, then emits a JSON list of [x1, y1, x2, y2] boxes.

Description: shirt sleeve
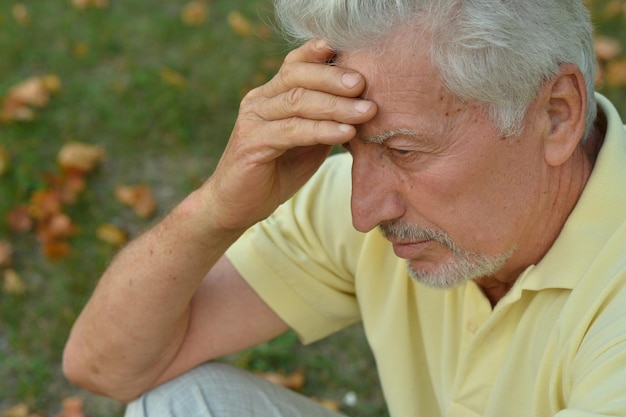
[[225, 153, 365, 344]]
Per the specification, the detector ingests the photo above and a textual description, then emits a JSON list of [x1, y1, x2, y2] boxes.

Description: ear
[[541, 64, 587, 167]]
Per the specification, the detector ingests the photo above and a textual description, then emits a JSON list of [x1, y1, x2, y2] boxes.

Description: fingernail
[[354, 100, 374, 113], [342, 73, 362, 88], [338, 124, 353, 133]]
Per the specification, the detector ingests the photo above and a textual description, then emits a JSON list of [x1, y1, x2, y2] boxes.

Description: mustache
[[378, 220, 457, 252]]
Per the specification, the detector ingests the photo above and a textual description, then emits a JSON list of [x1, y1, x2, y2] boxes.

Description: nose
[[350, 148, 405, 233]]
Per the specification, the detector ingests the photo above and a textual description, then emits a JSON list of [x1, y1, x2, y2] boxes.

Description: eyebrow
[[361, 128, 422, 145]]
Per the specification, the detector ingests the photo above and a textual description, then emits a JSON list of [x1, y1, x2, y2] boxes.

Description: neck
[[478, 112, 607, 308]]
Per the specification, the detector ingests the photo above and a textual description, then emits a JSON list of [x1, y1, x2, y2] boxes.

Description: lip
[[389, 239, 432, 259]]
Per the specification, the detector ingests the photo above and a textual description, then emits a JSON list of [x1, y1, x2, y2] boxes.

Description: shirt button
[[467, 321, 479, 334]]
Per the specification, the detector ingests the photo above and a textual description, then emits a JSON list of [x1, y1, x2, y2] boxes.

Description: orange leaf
[[3, 269, 27, 295], [43, 240, 71, 260], [57, 142, 105, 172], [257, 370, 305, 391], [115, 184, 157, 218], [0, 240, 14, 267], [594, 36, 622, 61], [96, 223, 128, 247], [11, 3, 30, 26], [37, 212, 76, 243], [29, 190, 62, 220], [311, 397, 341, 411], [160, 67, 187, 88], [181, 1, 208, 26], [1, 74, 60, 122], [0, 145, 10, 175], [605, 58, 626, 87], [6, 205, 33, 233], [60, 397, 85, 417], [227, 11, 254, 37]]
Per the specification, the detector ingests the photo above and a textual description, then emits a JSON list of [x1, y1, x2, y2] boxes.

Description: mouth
[[388, 238, 433, 259]]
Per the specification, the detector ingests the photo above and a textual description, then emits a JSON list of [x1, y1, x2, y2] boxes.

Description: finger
[[255, 118, 359, 153], [258, 39, 365, 99], [283, 38, 335, 65], [253, 88, 377, 125], [258, 61, 366, 101]]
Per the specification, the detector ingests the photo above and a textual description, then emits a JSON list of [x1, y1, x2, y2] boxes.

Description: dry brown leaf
[[227, 11, 254, 37], [12, 3, 30, 26], [605, 58, 626, 87], [160, 68, 187, 88], [43, 240, 71, 260], [257, 370, 305, 391], [96, 223, 128, 247], [71, 0, 107, 10], [181, 1, 208, 26], [3, 269, 27, 295], [57, 142, 105, 172], [115, 184, 158, 218], [0, 145, 9, 175], [6, 205, 33, 233], [58, 397, 85, 417], [0, 241, 14, 267], [29, 190, 62, 220], [311, 397, 341, 411], [1, 74, 61, 122], [594, 36, 622, 61], [37, 212, 76, 243], [602, 0, 625, 19]]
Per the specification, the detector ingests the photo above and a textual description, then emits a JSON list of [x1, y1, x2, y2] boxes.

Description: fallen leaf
[[604, 58, 626, 87], [3, 269, 27, 295], [11, 3, 30, 26], [594, 36, 622, 61], [37, 212, 76, 243], [92, 0, 109, 8], [311, 397, 341, 411], [29, 190, 62, 220], [60, 397, 85, 417], [42, 240, 71, 260], [160, 67, 187, 88], [6, 205, 33, 233], [0, 145, 9, 175], [227, 11, 254, 37], [70, 0, 91, 10], [181, 1, 208, 26], [257, 370, 305, 391], [96, 223, 128, 247], [115, 184, 157, 218], [602, 0, 625, 19], [0, 241, 14, 267], [57, 142, 105, 172], [1, 74, 60, 122], [51, 170, 87, 204]]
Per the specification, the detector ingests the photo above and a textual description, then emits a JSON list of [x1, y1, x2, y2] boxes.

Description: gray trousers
[[125, 362, 349, 417]]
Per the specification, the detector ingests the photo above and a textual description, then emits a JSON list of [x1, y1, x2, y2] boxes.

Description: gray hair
[[274, 0, 597, 140]]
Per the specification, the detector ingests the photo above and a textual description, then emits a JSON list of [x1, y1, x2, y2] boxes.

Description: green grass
[[1, 0, 626, 416], [0, 1, 386, 416]]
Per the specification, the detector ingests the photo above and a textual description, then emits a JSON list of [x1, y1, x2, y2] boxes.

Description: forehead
[[335, 39, 463, 139]]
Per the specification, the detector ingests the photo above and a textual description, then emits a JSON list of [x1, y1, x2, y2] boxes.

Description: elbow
[[62, 342, 142, 403]]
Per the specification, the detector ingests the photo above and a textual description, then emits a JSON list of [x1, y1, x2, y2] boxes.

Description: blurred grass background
[[0, 0, 625, 416]]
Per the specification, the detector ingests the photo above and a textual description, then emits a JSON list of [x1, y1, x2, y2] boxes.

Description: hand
[[203, 39, 377, 231]]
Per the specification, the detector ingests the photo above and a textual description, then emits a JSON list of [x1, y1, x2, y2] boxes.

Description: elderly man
[[63, 0, 626, 416]]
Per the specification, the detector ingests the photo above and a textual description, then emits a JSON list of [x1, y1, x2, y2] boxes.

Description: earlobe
[[542, 64, 587, 167]]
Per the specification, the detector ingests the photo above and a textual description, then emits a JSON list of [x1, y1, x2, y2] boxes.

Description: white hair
[[274, 0, 597, 140]]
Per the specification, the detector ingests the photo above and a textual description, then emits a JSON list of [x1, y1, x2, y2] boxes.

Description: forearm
[[63, 187, 243, 401]]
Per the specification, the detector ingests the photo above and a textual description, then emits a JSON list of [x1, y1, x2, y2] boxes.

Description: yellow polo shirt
[[226, 94, 626, 417]]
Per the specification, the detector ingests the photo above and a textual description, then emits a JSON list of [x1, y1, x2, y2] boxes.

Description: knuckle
[[279, 117, 299, 134], [285, 87, 306, 109]]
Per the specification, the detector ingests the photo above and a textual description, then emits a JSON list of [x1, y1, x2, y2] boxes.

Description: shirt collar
[[517, 93, 626, 292]]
